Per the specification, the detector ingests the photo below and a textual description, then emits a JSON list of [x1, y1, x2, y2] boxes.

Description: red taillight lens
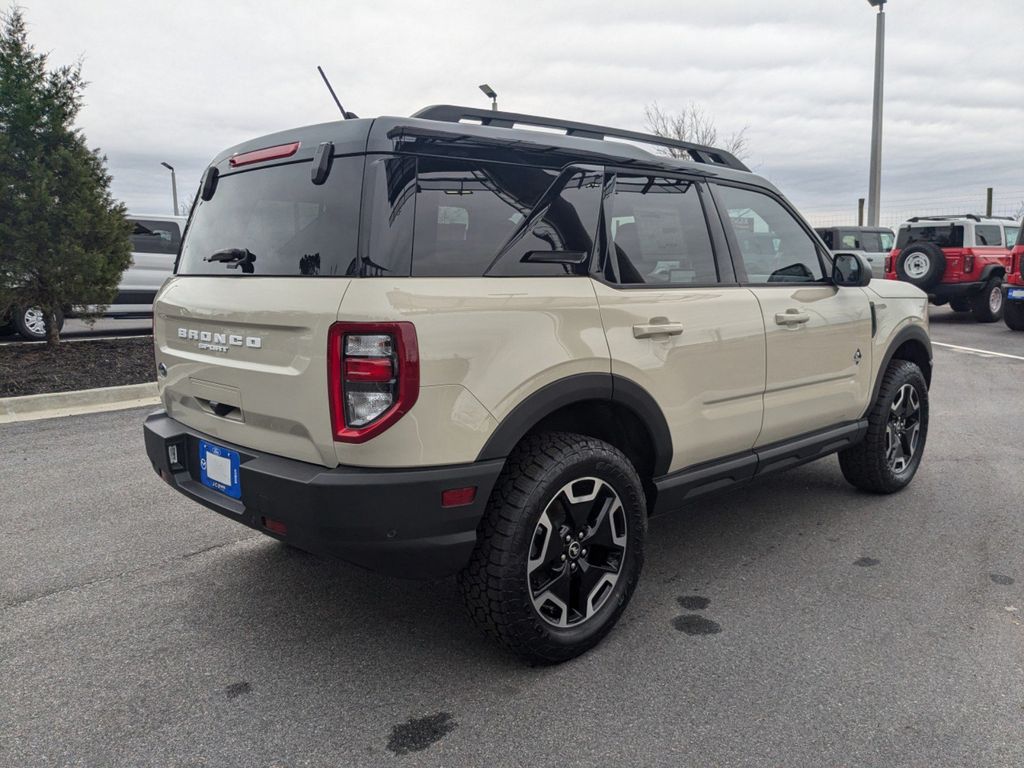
[[962, 249, 975, 274], [229, 141, 300, 168], [885, 255, 892, 274], [328, 322, 419, 443]]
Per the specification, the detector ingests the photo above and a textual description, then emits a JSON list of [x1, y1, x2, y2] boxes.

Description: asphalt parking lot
[[2, 307, 1022, 768]]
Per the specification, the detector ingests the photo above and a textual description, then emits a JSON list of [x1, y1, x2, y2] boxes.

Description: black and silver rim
[[22, 307, 46, 337], [886, 383, 921, 474], [527, 477, 627, 628], [989, 285, 1003, 314]]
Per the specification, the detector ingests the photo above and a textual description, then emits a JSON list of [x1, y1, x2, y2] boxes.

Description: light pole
[[478, 83, 498, 111], [160, 161, 179, 216], [866, 0, 887, 227]]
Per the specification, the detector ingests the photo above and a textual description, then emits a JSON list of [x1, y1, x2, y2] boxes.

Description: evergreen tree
[[0, 6, 131, 346]]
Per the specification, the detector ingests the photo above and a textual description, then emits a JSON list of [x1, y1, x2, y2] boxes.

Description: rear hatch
[[154, 123, 370, 466]]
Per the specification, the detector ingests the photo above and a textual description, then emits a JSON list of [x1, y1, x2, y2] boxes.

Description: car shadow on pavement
[[178, 458, 869, 681]]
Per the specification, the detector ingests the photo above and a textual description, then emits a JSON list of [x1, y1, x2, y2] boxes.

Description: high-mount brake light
[[229, 142, 301, 168], [328, 322, 419, 443]]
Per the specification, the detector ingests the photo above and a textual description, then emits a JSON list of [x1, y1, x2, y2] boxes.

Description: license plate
[[1008, 288, 1024, 301], [199, 440, 241, 499]]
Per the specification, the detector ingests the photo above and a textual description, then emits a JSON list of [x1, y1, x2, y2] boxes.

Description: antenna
[[317, 65, 358, 119]]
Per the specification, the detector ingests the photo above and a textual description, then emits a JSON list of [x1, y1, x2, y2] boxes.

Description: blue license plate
[[199, 440, 241, 499], [1008, 288, 1024, 301]]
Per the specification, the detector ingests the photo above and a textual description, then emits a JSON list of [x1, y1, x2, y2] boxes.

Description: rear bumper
[[143, 411, 503, 578], [930, 282, 986, 301]]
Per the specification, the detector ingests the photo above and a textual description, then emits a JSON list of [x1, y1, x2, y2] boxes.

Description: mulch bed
[[0, 337, 156, 397]]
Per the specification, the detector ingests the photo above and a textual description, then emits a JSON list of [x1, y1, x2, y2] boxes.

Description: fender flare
[[476, 373, 673, 476], [979, 264, 1006, 284], [866, 324, 932, 416]]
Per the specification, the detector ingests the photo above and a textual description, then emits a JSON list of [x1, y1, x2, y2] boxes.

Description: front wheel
[[970, 278, 1003, 323], [1004, 297, 1024, 331], [839, 359, 929, 493], [458, 432, 646, 664]]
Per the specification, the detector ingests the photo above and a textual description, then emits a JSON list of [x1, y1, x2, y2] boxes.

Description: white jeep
[[144, 105, 932, 663]]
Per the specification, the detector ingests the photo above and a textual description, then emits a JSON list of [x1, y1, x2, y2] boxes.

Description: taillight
[[328, 322, 419, 443], [962, 248, 975, 274], [885, 255, 892, 273]]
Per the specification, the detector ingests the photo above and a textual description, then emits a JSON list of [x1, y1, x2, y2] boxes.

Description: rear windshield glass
[[131, 219, 181, 254], [177, 157, 362, 276], [896, 225, 964, 249]]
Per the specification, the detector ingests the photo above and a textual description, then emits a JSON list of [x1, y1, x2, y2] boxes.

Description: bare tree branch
[[643, 102, 750, 161]]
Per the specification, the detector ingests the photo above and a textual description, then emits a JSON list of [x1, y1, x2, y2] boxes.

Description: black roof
[[208, 105, 764, 189]]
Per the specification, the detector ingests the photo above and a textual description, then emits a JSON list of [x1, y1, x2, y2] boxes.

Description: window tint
[[716, 185, 825, 283], [815, 229, 834, 248], [839, 230, 861, 249], [355, 155, 417, 277], [487, 168, 602, 276], [879, 231, 895, 250], [975, 225, 1002, 246], [131, 219, 181, 255], [178, 157, 362, 276], [1006, 226, 1020, 248], [895, 225, 964, 249], [411, 159, 556, 277], [859, 231, 882, 252], [607, 175, 717, 285]]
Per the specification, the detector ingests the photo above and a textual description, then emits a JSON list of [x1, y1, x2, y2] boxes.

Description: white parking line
[[932, 341, 1024, 361]]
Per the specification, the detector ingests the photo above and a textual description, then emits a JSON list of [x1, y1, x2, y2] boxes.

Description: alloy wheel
[[527, 477, 627, 628], [22, 307, 46, 337], [886, 383, 921, 474], [989, 285, 1003, 314]]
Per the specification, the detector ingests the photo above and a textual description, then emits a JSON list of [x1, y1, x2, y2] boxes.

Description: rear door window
[[131, 219, 181, 255], [1006, 226, 1020, 248], [879, 231, 895, 251], [858, 231, 883, 252], [975, 225, 1002, 246], [607, 175, 719, 285]]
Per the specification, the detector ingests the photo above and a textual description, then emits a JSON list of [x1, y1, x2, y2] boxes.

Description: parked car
[[144, 104, 933, 663], [885, 214, 1018, 322], [815, 226, 894, 279], [1003, 225, 1024, 330], [0, 213, 187, 340]]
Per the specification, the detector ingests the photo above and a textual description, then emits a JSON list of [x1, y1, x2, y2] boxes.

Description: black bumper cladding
[[143, 411, 503, 578]]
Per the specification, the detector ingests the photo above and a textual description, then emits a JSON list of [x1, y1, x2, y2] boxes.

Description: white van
[[2, 213, 187, 340]]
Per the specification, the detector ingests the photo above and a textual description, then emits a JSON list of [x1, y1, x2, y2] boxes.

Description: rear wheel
[[458, 432, 646, 664], [1004, 298, 1024, 331], [949, 298, 970, 313], [895, 243, 945, 290], [970, 278, 1003, 323], [839, 359, 929, 494]]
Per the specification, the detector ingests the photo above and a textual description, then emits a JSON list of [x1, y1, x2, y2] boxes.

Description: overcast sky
[[24, 0, 1024, 226]]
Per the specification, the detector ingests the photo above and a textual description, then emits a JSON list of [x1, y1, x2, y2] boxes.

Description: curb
[[0, 382, 160, 424]]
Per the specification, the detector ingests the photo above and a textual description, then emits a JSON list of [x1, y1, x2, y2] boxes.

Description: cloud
[[25, 0, 1024, 223]]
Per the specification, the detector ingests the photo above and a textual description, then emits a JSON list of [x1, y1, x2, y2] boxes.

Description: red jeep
[[885, 215, 1018, 323], [1004, 235, 1024, 330]]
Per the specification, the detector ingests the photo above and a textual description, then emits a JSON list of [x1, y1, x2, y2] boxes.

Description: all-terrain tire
[[457, 431, 646, 664], [839, 359, 929, 494], [895, 243, 945, 291], [970, 277, 1004, 323], [1004, 298, 1024, 331]]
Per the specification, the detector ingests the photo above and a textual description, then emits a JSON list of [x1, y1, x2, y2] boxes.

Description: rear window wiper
[[205, 248, 256, 273]]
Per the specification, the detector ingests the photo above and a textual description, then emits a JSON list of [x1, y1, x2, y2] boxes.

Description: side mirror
[[832, 252, 872, 287]]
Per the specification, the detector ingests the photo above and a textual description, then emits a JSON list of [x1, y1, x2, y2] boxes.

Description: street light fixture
[[866, 0, 887, 227], [160, 161, 179, 216], [478, 83, 498, 111]]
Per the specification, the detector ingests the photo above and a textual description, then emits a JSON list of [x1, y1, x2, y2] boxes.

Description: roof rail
[[906, 214, 1016, 223], [411, 104, 750, 172]]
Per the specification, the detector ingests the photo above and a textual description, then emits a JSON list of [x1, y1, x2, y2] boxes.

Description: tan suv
[[144, 105, 933, 663]]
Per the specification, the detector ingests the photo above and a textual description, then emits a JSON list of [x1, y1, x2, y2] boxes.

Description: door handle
[[633, 321, 684, 339], [774, 309, 810, 326]]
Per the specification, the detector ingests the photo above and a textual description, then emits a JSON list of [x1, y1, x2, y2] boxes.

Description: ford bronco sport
[[885, 214, 1018, 322], [143, 105, 933, 663]]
